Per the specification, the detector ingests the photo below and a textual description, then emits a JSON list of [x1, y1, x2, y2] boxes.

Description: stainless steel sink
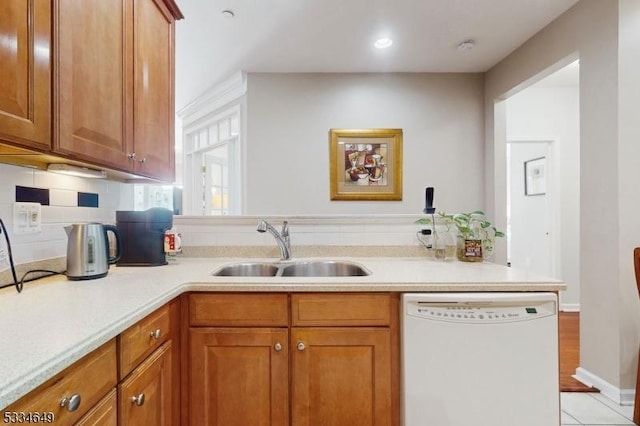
[[212, 260, 370, 277], [278, 260, 370, 277], [212, 262, 279, 277]]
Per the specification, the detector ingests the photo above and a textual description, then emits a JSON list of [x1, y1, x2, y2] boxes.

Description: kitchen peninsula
[[0, 257, 564, 424]]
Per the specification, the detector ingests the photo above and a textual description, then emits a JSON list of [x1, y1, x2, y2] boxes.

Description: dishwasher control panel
[[406, 301, 556, 324]]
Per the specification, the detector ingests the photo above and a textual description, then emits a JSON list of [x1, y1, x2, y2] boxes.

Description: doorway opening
[[502, 58, 580, 312], [500, 58, 583, 391]]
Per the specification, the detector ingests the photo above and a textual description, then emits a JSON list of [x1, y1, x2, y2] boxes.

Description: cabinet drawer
[[190, 293, 289, 327], [74, 388, 117, 426], [5, 339, 117, 426], [291, 293, 392, 326], [119, 304, 171, 379]]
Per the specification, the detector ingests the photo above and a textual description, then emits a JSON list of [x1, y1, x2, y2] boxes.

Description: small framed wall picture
[[329, 128, 403, 201], [524, 156, 546, 196]]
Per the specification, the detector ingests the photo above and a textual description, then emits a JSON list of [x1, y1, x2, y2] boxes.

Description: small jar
[[456, 236, 484, 262]]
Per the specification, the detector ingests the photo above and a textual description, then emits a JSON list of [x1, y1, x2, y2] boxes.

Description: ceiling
[[174, 0, 580, 110]]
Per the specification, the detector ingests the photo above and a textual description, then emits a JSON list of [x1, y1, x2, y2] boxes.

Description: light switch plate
[[13, 202, 42, 235]]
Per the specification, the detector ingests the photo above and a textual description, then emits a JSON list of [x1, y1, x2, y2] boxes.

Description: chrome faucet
[[256, 220, 291, 260]]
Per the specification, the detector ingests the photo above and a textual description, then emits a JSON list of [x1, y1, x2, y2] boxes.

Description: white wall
[[506, 87, 580, 310], [485, 0, 638, 402], [617, 0, 640, 398], [0, 163, 133, 270], [245, 73, 486, 216]]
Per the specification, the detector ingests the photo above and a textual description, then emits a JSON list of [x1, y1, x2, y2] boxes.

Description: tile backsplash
[[174, 215, 430, 249], [0, 163, 133, 267]]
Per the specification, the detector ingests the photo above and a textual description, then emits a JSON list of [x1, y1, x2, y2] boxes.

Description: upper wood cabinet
[[54, 0, 132, 170], [0, 0, 181, 181], [132, 0, 176, 181], [53, 0, 181, 181], [0, 0, 52, 150]]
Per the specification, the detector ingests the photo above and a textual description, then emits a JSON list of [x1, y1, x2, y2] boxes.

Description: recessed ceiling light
[[374, 38, 393, 49], [457, 39, 475, 51], [221, 10, 235, 18]]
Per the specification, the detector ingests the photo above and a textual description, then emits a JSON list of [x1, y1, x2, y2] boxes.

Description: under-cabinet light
[[47, 164, 107, 179]]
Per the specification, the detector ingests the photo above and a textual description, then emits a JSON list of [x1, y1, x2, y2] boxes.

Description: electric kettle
[[65, 223, 121, 280]]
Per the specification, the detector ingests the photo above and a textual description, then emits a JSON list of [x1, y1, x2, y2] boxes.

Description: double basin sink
[[212, 260, 370, 277]]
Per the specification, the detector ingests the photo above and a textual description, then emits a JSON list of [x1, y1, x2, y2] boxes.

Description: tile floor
[[561, 392, 635, 425]]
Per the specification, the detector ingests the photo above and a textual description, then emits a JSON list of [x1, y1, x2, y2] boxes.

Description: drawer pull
[[274, 342, 282, 352], [139, 157, 147, 164], [131, 393, 146, 406], [297, 341, 306, 351], [127, 152, 137, 160], [60, 393, 81, 412], [150, 329, 162, 339]]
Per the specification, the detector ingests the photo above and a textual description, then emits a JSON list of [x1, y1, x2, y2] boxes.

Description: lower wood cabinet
[[4, 339, 117, 426], [117, 298, 180, 426], [5, 292, 398, 426], [291, 327, 392, 426], [118, 341, 173, 426], [74, 389, 117, 426], [187, 293, 399, 426], [189, 328, 289, 426]]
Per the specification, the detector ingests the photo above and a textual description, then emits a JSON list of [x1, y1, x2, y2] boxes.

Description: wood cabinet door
[[119, 340, 173, 426], [132, 0, 175, 181], [0, 0, 51, 150], [291, 327, 393, 426], [189, 328, 289, 426], [74, 389, 117, 426], [54, 0, 132, 170]]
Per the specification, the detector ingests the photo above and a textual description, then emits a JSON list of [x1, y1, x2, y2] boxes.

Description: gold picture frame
[[329, 128, 403, 200]]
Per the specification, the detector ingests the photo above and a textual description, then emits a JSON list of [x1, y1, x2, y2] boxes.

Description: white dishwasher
[[402, 292, 559, 426]]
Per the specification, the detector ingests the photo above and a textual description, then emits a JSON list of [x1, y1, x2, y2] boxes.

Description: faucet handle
[[281, 221, 289, 237]]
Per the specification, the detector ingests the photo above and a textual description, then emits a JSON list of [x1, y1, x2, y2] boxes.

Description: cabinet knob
[[139, 157, 147, 164], [150, 329, 162, 339], [60, 393, 81, 412], [131, 393, 146, 406], [274, 342, 282, 352], [128, 152, 137, 160], [297, 341, 306, 351]]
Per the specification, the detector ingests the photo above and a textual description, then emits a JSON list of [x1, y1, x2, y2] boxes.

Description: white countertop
[[0, 256, 564, 408]]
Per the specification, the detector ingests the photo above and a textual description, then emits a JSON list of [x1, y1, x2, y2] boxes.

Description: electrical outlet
[[13, 202, 42, 235]]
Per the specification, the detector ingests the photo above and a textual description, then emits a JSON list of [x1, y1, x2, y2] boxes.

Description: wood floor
[[559, 311, 598, 392]]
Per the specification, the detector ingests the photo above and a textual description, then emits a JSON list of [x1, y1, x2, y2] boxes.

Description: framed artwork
[[524, 157, 546, 196], [329, 128, 403, 200]]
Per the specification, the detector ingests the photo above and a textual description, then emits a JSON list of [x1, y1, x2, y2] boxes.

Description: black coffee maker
[[116, 208, 173, 266]]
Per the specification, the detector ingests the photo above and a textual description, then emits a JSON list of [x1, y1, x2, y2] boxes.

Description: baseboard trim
[[560, 303, 580, 312], [574, 367, 635, 405]]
